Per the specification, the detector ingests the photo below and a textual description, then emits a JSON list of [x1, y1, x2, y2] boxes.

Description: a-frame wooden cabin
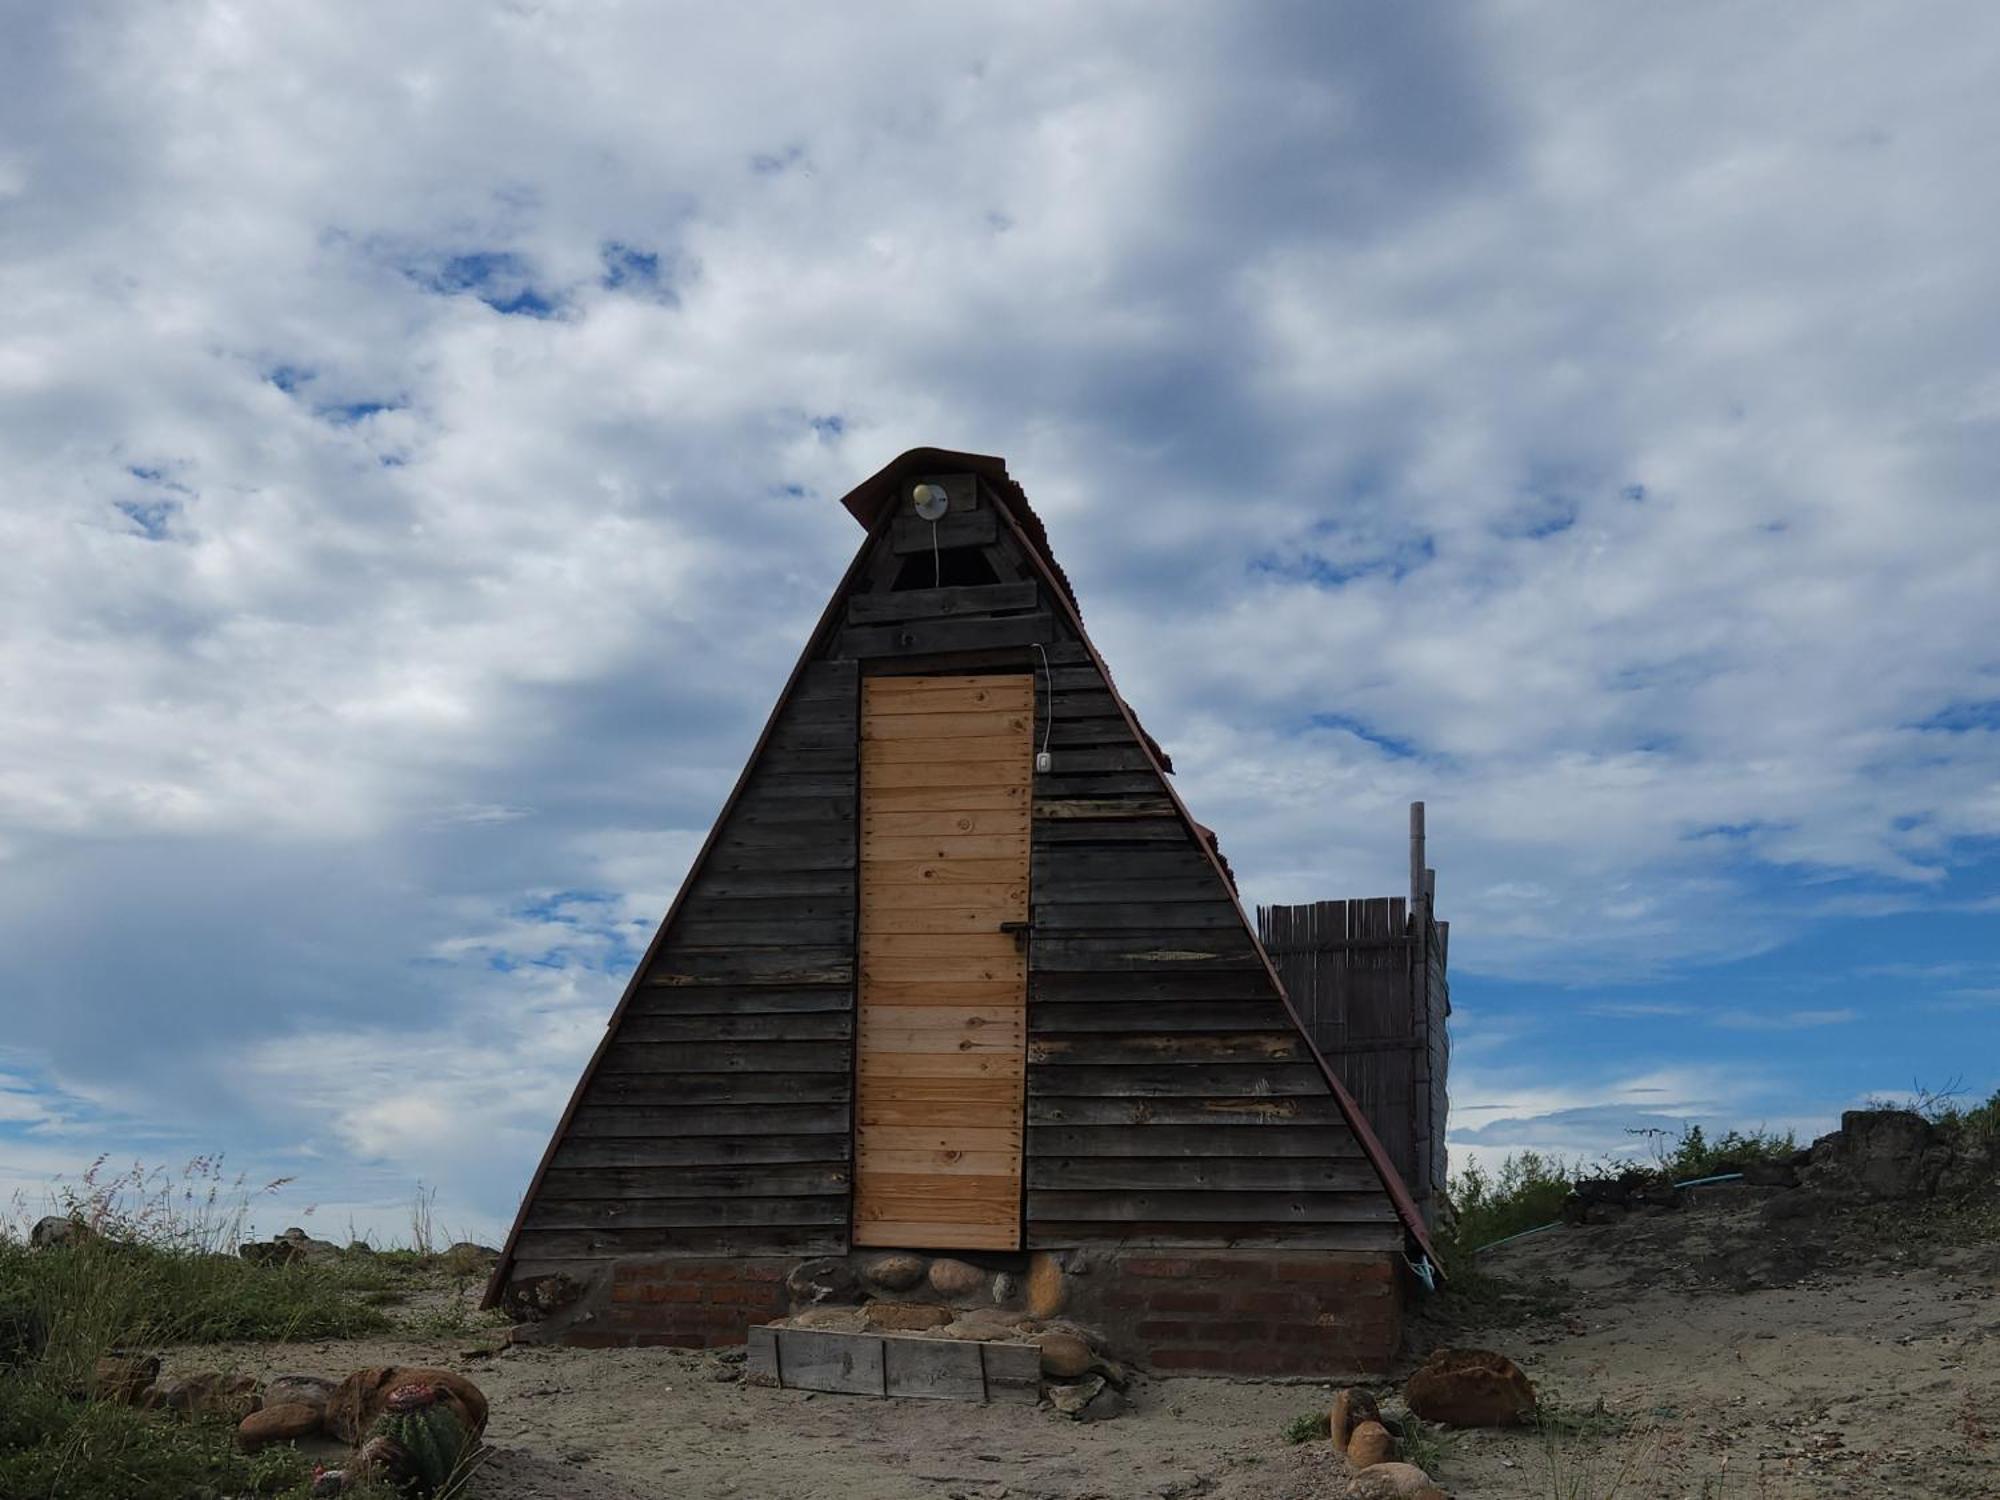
[[484, 449, 1434, 1375]]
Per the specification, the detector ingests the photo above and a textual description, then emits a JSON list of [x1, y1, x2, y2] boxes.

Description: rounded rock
[[1330, 1387, 1381, 1450], [862, 1252, 927, 1292], [1404, 1347, 1536, 1428], [1345, 1462, 1447, 1500], [786, 1257, 861, 1306], [1026, 1252, 1067, 1319], [1346, 1419, 1397, 1469], [238, 1401, 324, 1451], [927, 1258, 988, 1297], [1035, 1331, 1094, 1379]]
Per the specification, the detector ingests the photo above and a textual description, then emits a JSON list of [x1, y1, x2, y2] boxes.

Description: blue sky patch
[[1309, 712, 1421, 760], [412, 251, 561, 318], [114, 498, 179, 540]]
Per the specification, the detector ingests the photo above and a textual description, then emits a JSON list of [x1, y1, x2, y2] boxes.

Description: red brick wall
[[1069, 1251, 1404, 1377], [577, 1257, 791, 1348]]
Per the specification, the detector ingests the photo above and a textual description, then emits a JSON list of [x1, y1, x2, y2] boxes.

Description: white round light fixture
[[912, 483, 949, 520]]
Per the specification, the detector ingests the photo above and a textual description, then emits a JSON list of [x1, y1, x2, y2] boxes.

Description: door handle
[[998, 920, 1033, 951]]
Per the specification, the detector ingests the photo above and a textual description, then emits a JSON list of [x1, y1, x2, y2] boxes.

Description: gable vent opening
[[890, 546, 1001, 590]]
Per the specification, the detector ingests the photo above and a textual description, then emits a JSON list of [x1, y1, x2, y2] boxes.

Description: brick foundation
[[539, 1247, 1403, 1373], [591, 1257, 791, 1348], [1063, 1250, 1404, 1377]]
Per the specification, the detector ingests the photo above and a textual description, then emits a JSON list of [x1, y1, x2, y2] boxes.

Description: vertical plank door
[[855, 674, 1033, 1249]]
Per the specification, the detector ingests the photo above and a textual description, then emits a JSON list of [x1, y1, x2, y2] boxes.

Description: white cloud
[[1, 2, 1996, 1221]]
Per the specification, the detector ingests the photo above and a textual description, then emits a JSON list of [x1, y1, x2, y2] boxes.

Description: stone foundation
[[519, 1246, 1404, 1374]]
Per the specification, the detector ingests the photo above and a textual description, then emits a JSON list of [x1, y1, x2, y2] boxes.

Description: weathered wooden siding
[[1023, 637, 1398, 1252], [1257, 896, 1451, 1224], [510, 658, 859, 1270]]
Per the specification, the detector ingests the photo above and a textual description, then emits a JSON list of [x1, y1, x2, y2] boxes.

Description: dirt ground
[[177, 1187, 2000, 1499]]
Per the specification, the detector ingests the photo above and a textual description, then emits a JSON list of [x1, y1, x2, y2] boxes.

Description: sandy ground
[[174, 1188, 2000, 1499]]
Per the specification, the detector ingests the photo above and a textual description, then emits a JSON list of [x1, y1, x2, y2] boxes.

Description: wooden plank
[[1030, 999, 1290, 1033], [862, 784, 1029, 812], [1026, 1158, 1380, 1192], [540, 1163, 850, 1199], [860, 979, 1024, 1006], [857, 1050, 1021, 1079], [1025, 1124, 1360, 1159], [862, 858, 1027, 886], [1032, 902, 1242, 930], [835, 613, 1053, 660], [1034, 798, 1176, 821], [1027, 1094, 1342, 1126], [846, 581, 1039, 625], [513, 1226, 845, 1260], [856, 1173, 1020, 1221], [625, 985, 851, 1016], [1025, 1223, 1398, 1252], [686, 870, 855, 900], [864, 712, 1034, 743], [587, 1073, 851, 1107], [852, 1222, 1026, 1250], [672, 916, 854, 947], [857, 1147, 1019, 1176], [857, 1125, 1022, 1154], [862, 808, 1029, 836], [771, 1327, 885, 1396], [863, 759, 1029, 790], [527, 1196, 850, 1229], [1031, 819, 1191, 844], [567, 1103, 850, 1137], [860, 931, 1022, 959], [861, 954, 1023, 984], [863, 689, 1035, 720], [1027, 1032, 1303, 1065], [861, 834, 1027, 862], [1025, 1191, 1398, 1224], [862, 1004, 1020, 1033], [553, 1134, 849, 1169], [1032, 971, 1276, 1003], [863, 735, 1034, 765], [981, 1341, 1042, 1402], [1027, 1062, 1328, 1097], [890, 508, 998, 553], [867, 903, 1023, 933], [882, 1336, 987, 1400], [647, 950, 853, 985]]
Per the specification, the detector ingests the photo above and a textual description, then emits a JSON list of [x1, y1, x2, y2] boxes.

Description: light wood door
[[854, 674, 1033, 1249]]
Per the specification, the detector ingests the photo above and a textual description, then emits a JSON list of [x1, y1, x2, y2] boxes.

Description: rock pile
[[86, 1356, 489, 1499]]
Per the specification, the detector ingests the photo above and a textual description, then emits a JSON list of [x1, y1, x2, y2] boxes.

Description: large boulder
[[1404, 1347, 1536, 1427], [786, 1257, 861, 1306], [1806, 1110, 1948, 1199], [92, 1353, 160, 1404], [326, 1367, 488, 1445], [30, 1216, 94, 1251]]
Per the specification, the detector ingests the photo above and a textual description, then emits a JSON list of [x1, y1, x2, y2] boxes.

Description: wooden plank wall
[[1257, 897, 1451, 1223], [511, 659, 860, 1270], [853, 674, 1033, 1249]]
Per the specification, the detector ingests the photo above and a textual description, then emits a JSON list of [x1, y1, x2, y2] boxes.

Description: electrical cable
[[1033, 641, 1054, 762]]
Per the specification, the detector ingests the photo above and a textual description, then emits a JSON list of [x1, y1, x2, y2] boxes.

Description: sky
[[2, 2, 1997, 1244]]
